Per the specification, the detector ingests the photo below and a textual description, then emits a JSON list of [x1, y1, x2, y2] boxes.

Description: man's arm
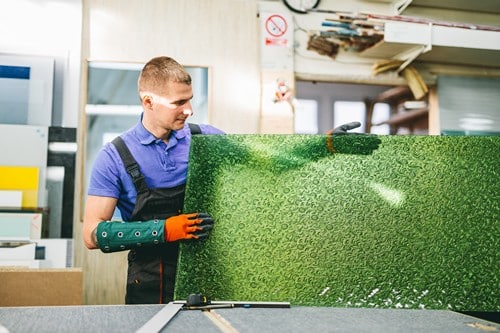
[[83, 195, 118, 249], [83, 195, 214, 253]]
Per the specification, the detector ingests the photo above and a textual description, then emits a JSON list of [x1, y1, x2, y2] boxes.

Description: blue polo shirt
[[88, 117, 224, 221]]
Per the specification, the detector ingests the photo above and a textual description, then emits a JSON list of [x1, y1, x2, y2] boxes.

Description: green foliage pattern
[[175, 135, 499, 311]]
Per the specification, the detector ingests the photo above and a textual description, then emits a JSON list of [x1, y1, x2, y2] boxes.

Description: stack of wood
[[372, 59, 429, 100], [306, 11, 385, 58]]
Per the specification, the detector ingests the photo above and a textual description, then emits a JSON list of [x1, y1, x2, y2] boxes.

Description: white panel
[[0, 191, 22, 208], [374, 20, 500, 51], [0, 55, 54, 126], [432, 26, 500, 50], [384, 22, 431, 45], [0, 243, 36, 261], [0, 213, 43, 241], [36, 239, 72, 268], [0, 260, 41, 268], [0, 124, 48, 207]]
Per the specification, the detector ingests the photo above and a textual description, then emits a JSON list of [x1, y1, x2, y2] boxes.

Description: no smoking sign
[[260, 12, 293, 69], [265, 14, 288, 37]]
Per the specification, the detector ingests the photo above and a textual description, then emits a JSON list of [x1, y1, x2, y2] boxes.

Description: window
[[370, 103, 390, 135], [333, 101, 365, 133], [294, 99, 318, 134], [333, 101, 390, 135]]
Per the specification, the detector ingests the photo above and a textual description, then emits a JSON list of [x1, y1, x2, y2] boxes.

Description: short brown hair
[[138, 56, 191, 95]]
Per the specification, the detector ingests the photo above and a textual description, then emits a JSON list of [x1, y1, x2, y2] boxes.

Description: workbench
[[0, 305, 497, 333]]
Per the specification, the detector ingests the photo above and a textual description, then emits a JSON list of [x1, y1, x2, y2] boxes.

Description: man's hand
[[165, 213, 214, 242], [327, 122, 381, 155]]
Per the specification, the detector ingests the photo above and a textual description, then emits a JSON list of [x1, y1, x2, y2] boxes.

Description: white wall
[[0, 0, 83, 127], [85, 0, 261, 134]]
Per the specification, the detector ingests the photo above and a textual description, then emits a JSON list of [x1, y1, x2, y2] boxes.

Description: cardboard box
[[0, 268, 83, 306]]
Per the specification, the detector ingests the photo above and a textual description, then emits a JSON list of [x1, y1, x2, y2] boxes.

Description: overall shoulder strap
[[188, 123, 202, 135], [111, 136, 149, 193]]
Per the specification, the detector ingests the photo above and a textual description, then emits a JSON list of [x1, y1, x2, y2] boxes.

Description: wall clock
[[283, 0, 321, 14]]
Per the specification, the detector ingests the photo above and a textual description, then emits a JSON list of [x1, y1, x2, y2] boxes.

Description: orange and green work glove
[[165, 213, 214, 242], [96, 212, 214, 253], [326, 121, 381, 155]]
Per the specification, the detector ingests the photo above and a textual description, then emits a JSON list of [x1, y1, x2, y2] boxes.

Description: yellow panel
[[0, 166, 39, 208]]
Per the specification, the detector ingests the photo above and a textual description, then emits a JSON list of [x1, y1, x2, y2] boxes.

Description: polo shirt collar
[[134, 114, 188, 145]]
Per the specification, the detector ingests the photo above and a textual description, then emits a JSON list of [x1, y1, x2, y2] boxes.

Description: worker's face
[[142, 82, 193, 131]]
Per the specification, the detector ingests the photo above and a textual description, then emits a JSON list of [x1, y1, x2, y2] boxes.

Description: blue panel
[[0, 65, 30, 79]]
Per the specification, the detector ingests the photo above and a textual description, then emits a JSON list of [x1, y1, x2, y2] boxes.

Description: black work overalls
[[112, 124, 200, 304]]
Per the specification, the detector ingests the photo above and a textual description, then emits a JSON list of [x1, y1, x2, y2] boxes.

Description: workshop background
[[0, 0, 499, 311]]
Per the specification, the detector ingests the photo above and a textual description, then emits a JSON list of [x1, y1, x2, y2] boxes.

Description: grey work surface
[[0, 305, 498, 333]]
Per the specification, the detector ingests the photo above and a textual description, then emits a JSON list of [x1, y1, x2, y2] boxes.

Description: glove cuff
[[326, 136, 336, 154], [96, 219, 165, 253]]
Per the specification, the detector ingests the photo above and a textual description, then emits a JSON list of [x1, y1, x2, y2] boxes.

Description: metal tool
[[136, 294, 291, 332], [174, 293, 291, 309], [135, 302, 184, 333]]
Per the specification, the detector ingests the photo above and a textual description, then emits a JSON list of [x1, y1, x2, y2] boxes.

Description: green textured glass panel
[[176, 135, 499, 311]]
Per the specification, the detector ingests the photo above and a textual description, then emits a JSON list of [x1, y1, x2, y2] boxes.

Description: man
[[83, 56, 380, 305], [83, 56, 224, 304]]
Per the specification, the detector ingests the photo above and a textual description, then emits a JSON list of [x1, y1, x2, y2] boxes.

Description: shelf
[[366, 85, 429, 134], [364, 0, 500, 15], [374, 107, 428, 127], [360, 20, 500, 68], [373, 86, 413, 103], [404, 0, 500, 14]]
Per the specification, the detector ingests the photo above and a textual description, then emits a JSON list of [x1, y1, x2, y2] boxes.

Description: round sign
[[265, 14, 288, 38]]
